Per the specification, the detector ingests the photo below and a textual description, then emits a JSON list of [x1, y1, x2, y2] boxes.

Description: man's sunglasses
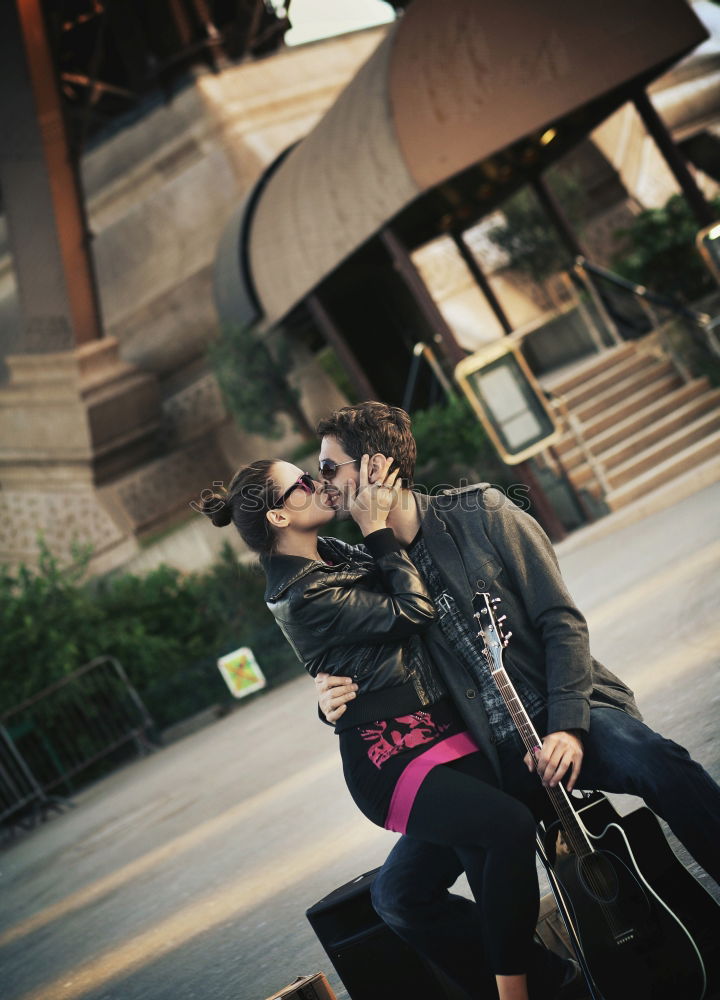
[[271, 472, 316, 508], [318, 458, 357, 480]]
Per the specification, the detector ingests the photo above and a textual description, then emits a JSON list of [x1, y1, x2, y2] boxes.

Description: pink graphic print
[[360, 711, 450, 769]]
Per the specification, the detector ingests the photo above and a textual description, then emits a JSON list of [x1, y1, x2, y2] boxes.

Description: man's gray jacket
[[415, 484, 640, 776]]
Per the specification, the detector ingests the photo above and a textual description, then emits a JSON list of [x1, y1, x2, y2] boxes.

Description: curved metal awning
[[220, 0, 707, 327]]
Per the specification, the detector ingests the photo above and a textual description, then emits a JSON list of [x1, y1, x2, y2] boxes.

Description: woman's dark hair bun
[[196, 460, 276, 553], [200, 492, 233, 528]]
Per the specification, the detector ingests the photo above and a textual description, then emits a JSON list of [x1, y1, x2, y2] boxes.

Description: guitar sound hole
[[578, 853, 620, 903]]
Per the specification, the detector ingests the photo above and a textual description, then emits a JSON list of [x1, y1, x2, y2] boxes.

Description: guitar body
[[472, 592, 720, 1000], [616, 803, 720, 995], [545, 795, 719, 1000]]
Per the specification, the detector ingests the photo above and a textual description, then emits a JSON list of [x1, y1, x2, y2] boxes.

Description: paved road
[[1, 483, 718, 1000]]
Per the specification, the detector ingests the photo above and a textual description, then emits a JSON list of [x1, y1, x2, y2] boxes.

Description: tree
[[208, 322, 313, 439], [486, 172, 585, 289]]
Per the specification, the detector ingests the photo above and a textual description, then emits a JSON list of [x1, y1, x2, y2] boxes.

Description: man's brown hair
[[316, 401, 416, 487]]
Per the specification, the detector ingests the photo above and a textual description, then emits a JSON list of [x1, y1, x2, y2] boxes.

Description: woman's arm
[[274, 455, 436, 650], [290, 527, 437, 645]]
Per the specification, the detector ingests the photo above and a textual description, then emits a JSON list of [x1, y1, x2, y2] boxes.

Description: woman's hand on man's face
[[314, 672, 358, 723]]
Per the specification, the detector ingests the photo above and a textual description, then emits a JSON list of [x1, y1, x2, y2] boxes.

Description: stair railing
[[574, 257, 720, 378], [548, 392, 613, 501]]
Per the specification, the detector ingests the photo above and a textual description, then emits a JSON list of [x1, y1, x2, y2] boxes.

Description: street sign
[[454, 339, 560, 464], [217, 647, 266, 699]]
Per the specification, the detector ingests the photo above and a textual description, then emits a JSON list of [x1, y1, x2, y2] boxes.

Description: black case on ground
[[306, 868, 469, 1000]]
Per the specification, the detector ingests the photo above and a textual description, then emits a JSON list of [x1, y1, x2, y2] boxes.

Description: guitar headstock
[[472, 592, 512, 671]]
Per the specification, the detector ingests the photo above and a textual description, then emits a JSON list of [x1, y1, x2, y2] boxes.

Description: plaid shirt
[[409, 535, 545, 745]]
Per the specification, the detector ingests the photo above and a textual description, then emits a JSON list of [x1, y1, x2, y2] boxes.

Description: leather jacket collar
[[262, 536, 356, 602]]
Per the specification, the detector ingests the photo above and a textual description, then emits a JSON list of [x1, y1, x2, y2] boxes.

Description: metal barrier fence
[[1, 656, 155, 837], [0, 724, 58, 830]]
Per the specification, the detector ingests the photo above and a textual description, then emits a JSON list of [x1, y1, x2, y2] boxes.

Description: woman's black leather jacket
[[262, 529, 445, 730]]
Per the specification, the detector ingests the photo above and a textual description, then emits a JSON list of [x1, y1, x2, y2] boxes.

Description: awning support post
[[380, 228, 467, 369], [531, 176, 586, 260], [306, 294, 379, 402], [516, 460, 568, 543], [450, 229, 514, 336], [633, 89, 715, 228]]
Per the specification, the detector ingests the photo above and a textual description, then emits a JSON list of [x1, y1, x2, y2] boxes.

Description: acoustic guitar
[[473, 591, 720, 1000]]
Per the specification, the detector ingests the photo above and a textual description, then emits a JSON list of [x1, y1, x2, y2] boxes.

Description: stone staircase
[[541, 338, 720, 512]]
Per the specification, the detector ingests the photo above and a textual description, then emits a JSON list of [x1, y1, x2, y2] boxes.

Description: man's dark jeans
[[370, 707, 720, 999]]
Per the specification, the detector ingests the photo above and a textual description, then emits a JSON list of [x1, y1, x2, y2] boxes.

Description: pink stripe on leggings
[[385, 732, 480, 834]]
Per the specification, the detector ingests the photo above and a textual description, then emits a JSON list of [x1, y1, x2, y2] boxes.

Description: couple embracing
[[201, 401, 720, 1000]]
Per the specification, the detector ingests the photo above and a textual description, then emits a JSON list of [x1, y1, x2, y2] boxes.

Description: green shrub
[[208, 322, 313, 439], [611, 194, 720, 303], [0, 542, 300, 730], [0, 541, 100, 709], [411, 395, 513, 492]]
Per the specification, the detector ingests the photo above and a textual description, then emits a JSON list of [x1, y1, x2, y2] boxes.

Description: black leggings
[[405, 752, 539, 976]]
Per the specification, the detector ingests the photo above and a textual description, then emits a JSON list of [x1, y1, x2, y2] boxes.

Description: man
[[313, 401, 720, 1000]]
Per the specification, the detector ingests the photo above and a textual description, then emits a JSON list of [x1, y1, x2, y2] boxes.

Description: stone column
[[0, 0, 161, 571], [0, 0, 102, 352]]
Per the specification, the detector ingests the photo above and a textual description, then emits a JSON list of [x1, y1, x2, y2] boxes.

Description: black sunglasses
[[318, 458, 357, 480], [271, 472, 316, 508]]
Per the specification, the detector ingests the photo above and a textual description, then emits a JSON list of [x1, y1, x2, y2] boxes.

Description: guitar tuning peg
[[492, 597, 501, 603], [497, 615, 507, 623], [505, 631, 513, 640]]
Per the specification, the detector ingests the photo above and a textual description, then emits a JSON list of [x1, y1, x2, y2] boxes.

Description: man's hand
[[315, 672, 358, 724], [523, 731, 584, 791]]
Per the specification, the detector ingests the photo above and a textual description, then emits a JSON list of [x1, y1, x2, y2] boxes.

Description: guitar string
[[481, 632, 591, 853], [496, 676, 591, 855], [477, 605, 588, 849], [487, 644, 623, 936], [478, 607, 624, 936], [489, 646, 622, 932]]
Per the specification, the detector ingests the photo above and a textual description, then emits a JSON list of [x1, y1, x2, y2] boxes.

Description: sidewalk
[[555, 451, 720, 556]]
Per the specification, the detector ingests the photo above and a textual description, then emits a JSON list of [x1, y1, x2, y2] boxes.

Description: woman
[[201, 455, 540, 1000]]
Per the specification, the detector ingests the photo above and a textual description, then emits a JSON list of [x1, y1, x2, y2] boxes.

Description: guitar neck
[[492, 662, 593, 857], [491, 666, 542, 756]]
